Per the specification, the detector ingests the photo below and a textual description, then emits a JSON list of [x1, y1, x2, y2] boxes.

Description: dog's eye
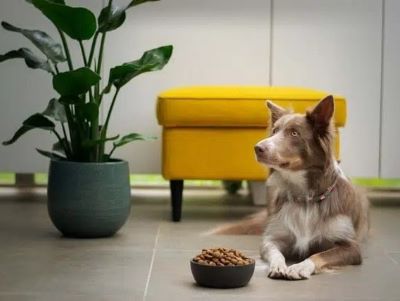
[[291, 130, 299, 137], [272, 127, 279, 134]]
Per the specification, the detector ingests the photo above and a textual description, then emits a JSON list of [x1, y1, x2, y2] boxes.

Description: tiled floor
[[0, 187, 399, 301]]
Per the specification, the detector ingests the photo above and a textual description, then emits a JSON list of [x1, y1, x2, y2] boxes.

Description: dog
[[213, 95, 369, 280]]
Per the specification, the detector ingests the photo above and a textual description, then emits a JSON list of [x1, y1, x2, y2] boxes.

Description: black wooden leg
[[170, 180, 184, 222]]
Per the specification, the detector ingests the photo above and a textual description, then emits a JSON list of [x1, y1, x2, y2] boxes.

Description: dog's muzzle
[[254, 144, 267, 156]]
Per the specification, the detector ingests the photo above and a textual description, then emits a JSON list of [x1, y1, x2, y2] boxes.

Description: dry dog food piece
[[192, 248, 254, 266]]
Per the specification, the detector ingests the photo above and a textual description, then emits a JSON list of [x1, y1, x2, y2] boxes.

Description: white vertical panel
[[272, 0, 382, 177], [104, 0, 271, 173], [0, 1, 103, 173], [0, 1, 55, 173], [381, 0, 400, 178]]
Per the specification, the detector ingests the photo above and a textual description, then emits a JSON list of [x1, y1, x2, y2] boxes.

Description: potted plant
[[0, 0, 173, 238]]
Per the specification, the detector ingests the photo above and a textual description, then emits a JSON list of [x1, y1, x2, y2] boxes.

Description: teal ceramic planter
[[47, 159, 131, 238]]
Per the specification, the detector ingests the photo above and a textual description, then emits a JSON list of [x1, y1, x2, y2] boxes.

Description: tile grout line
[[384, 251, 399, 265], [142, 225, 161, 301]]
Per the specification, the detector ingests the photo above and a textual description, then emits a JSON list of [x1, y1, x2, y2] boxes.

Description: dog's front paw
[[268, 260, 287, 279], [285, 259, 315, 280]]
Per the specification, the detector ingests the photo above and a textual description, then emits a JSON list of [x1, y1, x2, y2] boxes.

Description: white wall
[[104, 0, 271, 173], [0, 0, 398, 178], [381, 0, 400, 178], [271, 0, 383, 178], [0, 0, 103, 173]]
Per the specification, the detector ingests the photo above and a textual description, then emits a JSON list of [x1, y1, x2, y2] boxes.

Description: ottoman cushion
[[157, 86, 346, 128], [156, 86, 346, 180]]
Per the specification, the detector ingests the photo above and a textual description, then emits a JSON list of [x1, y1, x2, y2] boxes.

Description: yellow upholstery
[[158, 86, 346, 127], [157, 86, 346, 180]]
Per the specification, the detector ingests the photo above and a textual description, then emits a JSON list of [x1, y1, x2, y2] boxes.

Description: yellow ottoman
[[156, 86, 347, 221]]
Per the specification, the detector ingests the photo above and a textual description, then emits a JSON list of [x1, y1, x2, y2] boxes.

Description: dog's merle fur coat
[[213, 96, 369, 280]]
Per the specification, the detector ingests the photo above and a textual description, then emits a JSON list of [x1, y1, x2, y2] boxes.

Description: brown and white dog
[[214, 95, 369, 280]]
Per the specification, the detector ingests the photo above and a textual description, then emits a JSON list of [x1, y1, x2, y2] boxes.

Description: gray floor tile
[[157, 222, 260, 251], [146, 297, 397, 301], [0, 293, 140, 301], [0, 247, 152, 296], [144, 249, 400, 301], [0, 192, 160, 251], [0, 187, 400, 301], [370, 206, 400, 252]]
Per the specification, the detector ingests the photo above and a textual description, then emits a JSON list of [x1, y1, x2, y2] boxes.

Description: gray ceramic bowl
[[190, 260, 255, 288]]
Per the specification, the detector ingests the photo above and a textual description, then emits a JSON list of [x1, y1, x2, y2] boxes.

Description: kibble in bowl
[[190, 248, 255, 288]]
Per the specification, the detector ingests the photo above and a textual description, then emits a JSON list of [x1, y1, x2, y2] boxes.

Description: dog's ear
[[307, 95, 334, 131], [266, 100, 287, 125]]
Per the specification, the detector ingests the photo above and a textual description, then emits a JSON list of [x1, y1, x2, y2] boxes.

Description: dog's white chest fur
[[279, 202, 319, 254], [264, 170, 357, 257], [274, 201, 355, 255]]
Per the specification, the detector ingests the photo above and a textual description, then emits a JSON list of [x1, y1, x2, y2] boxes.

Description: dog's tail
[[206, 209, 268, 235]]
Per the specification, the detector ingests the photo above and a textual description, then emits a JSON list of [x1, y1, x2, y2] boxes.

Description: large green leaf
[[0, 48, 53, 73], [2, 113, 55, 145], [108, 45, 173, 89], [36, 148, 66, 160], [1, 22, 65, 63], [23, 113, 55, 129], [52, 139, 67, 153], [31, 0, 96, 40], [113, 133, 155, 148], [42, 98, 67, 122], [98, 4, 126, 33], [80, 102, 98, 122], [127, 0, 160, 8], [53, 67, 100, 96], [98, 0, 159, 33]]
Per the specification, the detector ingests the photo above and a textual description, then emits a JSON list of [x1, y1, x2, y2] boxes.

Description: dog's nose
[[254, 145, 266, 154]]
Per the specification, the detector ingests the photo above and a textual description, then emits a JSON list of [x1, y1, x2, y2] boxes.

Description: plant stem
[[87, 74, 98, 160], [96, 32, 106, 75], [52, 129, 63, 143], [93, 0, 112, 160], [99, 88, 120, 159], [60, 122, 72, 156], [53, 129, 71, 159], [48, 60, 56, 76], [87, 31, 99, 68], [98, 89, 106, 105], [93, 59, 100, 104], [102, 88, 120, 138], [96, 0, 113, 73], [88, 85, 95, 103], [94, 32, 107, 111], [63, 104, 76, 159], [90, 88, 99, 161], [54, 63, 60, 74], [58, 29, 73, 71], [108, 145, 117, 159], [91, 120, 100, 161], [78, 40, 88, 66]]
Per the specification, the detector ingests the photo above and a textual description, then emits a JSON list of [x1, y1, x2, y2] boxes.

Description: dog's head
[[255, 95, 335, 171]]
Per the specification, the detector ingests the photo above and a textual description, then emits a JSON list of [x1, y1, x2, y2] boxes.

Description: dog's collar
[[312, 177, 339, 202], [296, 177, 339, 202]]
